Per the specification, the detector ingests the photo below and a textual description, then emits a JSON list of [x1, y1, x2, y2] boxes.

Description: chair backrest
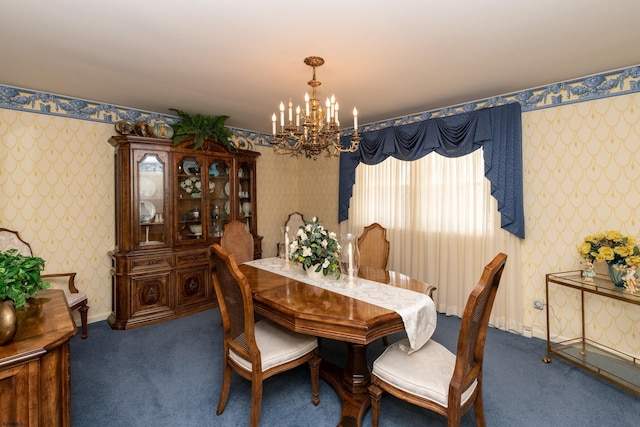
[[221, 220, 254, 264], [0, 228, 33, 256], [357, 223, 390, 269], [209, 244, 258, 361], [284, 212, 305, 242], [450, 253, 507, 407]]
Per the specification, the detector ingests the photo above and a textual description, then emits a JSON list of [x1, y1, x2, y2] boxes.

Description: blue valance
[[339, 102, 524, 238]]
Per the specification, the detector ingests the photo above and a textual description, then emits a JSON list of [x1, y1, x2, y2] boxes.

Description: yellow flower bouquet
[[578, 230, 640, 287]]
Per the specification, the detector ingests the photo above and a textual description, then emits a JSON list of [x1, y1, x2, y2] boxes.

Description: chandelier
[[271, 56, 360, 159]]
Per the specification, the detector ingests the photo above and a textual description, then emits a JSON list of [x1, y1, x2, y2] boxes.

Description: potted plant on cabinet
[[0, 249, 50, 345], [169, 108, 236, 151]]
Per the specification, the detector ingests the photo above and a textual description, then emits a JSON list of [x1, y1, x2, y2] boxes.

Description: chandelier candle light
[[271, 56, 361, 159]]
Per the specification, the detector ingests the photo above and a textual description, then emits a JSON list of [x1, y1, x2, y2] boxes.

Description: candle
[[288, 99, 293, 123], [335, 102, 339, 125], [271, 113, 276, 135], [353, 107, 358, 130], [326, 98, 331, 123], [348, 242, 354, 278], [296, 105, 300, 127], [279, 102, 285, 127], [305, 93, 310, 116]]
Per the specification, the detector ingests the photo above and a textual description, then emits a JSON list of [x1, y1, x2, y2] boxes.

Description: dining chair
[[276, 212, 305, 257], [0, 228, 89, 339], [357, 223, 390, 270], [220, 220, 254, 264], [208, 244, 320, 427], [369, 253, 507, 427]]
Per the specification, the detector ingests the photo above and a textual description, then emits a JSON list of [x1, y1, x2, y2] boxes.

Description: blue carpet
[[70, 310, 639, 426]]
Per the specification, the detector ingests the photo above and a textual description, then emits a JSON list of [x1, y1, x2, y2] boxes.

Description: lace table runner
[[245, 258, 436, 353]]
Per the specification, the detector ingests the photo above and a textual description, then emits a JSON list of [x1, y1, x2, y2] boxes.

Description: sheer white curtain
[[346, 149, 523, 333]]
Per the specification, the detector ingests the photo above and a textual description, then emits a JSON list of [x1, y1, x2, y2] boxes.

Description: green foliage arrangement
[[0, 249, 50, 308], [169, 108, 236, 151]]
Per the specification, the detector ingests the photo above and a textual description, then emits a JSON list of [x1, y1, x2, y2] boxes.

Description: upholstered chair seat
[[229, 319, 318, 371], [372, 338, 477, 407]]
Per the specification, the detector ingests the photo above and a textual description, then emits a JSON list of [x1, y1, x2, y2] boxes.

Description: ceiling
[[2, 1, 640, 135]]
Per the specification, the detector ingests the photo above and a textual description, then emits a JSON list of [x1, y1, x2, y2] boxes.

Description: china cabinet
[[108, 135, 261, 329]]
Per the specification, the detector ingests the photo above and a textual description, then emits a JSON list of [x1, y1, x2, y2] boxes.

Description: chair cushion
[[372, 338, 477, 407], [230, 319, 318, 371], [65, 291, 87, 307]]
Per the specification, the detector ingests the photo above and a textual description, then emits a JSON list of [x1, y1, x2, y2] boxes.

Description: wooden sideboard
[[0, 289, 77, 427]]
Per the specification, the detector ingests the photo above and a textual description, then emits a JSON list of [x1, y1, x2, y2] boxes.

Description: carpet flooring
[[70, 309, 639, 426]]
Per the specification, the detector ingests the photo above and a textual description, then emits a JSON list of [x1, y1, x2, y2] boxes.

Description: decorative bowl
[[188, 224, 202, 235]]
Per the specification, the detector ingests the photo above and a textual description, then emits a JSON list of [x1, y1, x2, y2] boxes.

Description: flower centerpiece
[[290, 217, 341, 277], [577, 230, 640, 287]]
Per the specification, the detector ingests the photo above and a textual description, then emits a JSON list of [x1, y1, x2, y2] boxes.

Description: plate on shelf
[[139, 177, 156, 197], [182, 159, 200, 175], [140, 200, 156, 222], [224, 182, 230, 195], [224, 200, 230, 215], [153, 123, 174, 139], [134, 121, 153, 137], [115, 120, 133, 135]]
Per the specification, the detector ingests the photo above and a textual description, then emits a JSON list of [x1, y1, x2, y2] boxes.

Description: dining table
[[239, 258, 437, 427]]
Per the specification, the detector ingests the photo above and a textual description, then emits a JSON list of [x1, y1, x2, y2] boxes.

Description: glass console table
[[544, 271, 640, 395]]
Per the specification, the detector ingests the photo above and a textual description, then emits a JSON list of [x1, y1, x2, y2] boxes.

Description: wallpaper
[[1, 74, 639, 360], [0, 111, 115, 322], [522, 93, 640, 356]]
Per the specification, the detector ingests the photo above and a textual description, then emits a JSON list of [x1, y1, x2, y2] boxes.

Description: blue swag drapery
[[338, 102, 524, 239]]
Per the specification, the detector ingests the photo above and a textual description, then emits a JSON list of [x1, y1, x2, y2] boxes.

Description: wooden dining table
[[239, 262, 436, 427]]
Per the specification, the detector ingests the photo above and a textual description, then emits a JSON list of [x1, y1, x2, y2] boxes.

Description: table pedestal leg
[[320, 343, 371, 427]]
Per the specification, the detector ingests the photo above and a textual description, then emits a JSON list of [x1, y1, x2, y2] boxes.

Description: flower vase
[[305, 264, 325, 279], [607, 261, 627, 288], [0, 300, 18, 346]]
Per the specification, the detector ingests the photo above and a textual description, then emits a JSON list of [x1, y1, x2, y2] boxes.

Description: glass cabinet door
[[136, 152, 168, 247], [237, 161, 255, 234], [207, 159, 231, 238], [176, 155, 205, 243]]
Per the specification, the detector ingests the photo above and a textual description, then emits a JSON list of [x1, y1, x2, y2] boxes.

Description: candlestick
[[348, 242, 354, 279]]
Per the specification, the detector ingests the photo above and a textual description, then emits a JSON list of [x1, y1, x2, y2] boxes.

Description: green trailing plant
[[169, 108, 236, 151], [0, 249, 50, 308]]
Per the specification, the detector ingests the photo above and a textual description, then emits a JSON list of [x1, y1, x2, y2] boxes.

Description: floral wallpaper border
[[1, 64, 639, 145]]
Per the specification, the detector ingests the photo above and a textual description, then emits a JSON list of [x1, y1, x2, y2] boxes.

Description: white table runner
[[245, 258, 436, 353]]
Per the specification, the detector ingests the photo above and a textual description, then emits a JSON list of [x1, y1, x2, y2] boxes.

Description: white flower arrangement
[[289, 216, 341, 276]]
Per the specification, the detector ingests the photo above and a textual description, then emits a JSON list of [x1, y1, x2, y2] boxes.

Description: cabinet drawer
[[175, 250, 209, 265], [130, 256, 172, 271]]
